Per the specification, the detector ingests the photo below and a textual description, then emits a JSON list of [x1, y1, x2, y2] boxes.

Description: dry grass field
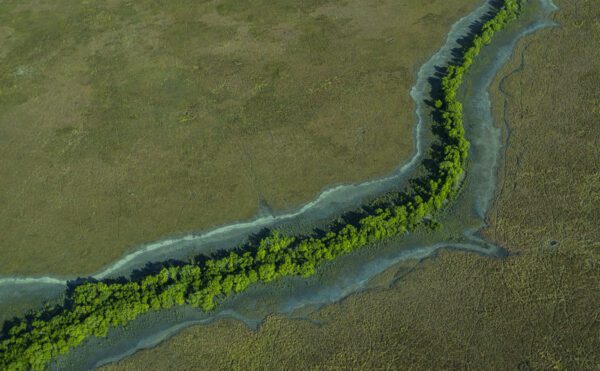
[[0, 0, 479, 276], [104, 0, 600, 369]]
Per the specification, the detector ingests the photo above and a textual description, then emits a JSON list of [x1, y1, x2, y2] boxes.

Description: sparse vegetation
[[0, 1, 525, 369]]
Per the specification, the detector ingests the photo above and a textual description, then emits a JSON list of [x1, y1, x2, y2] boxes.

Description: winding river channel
[[0, 0, 558, 368]]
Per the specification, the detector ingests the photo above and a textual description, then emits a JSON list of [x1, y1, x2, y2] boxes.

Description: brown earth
[[103, 0, 600, 369], [0, 0, 479, 276]]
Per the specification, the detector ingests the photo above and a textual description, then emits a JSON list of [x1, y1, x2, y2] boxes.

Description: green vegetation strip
[[0, 1, 524, 369]]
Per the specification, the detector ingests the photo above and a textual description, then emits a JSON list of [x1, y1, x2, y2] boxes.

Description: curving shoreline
[[1, 1, 564, 370]]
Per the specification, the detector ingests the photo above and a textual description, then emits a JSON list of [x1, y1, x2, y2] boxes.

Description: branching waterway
[[0, 0, 558, 369]]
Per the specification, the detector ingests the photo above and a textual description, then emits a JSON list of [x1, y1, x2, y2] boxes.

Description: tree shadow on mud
[[425, 2, 502, 110]]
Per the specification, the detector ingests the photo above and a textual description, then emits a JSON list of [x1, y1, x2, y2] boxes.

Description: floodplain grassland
[[0, 0, 480, 276], [104, 0, 600, 369]]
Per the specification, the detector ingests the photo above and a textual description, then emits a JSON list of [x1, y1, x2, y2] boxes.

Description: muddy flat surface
[[103, 0, 600, 369], [0, 0, 480, 275]]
